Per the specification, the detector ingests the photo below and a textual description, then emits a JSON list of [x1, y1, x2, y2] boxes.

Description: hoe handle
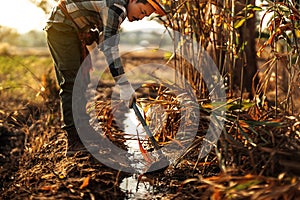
[[132, 103, 161, 152]]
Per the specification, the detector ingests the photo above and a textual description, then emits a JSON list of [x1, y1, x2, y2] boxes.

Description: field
[[0, 46, 300, 199]]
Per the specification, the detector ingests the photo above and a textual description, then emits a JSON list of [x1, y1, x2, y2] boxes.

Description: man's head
[[127, 0, 166, 22]]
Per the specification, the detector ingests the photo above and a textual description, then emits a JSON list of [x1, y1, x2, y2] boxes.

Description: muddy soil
[[1, 50, 300, 199]]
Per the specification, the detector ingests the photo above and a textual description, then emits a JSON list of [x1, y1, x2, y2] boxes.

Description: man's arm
[[102, 4, 126, 78], [102, 4, 136, 107]]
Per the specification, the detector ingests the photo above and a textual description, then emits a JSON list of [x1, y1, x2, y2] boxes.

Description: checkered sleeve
[[102, 4, 126, 78]]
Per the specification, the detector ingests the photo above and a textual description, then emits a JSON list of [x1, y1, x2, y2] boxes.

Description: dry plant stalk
[[157, 0, 300, 178]]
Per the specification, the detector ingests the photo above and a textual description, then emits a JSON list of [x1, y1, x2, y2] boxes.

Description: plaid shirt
[[46, 0, 128, 77]]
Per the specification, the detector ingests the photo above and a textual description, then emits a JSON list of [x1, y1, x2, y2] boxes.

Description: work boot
[[66, 128, 87, 156], [77, 125, 101, 153]]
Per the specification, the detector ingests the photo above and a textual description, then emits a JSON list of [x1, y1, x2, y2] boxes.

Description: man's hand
[[119, 83, 136, 108], [114, 74, 136, 108]]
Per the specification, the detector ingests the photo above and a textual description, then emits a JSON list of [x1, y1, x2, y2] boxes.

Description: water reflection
[[123, 109, 149, 172], [120, 175, 153, 199], [120, 109, 155, 199]]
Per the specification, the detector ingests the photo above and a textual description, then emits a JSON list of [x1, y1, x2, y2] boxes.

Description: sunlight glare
[[0, 0, 163, 34], [0, 0, 47, 33]]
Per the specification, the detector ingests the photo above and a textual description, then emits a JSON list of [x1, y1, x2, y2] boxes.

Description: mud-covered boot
[[66, 128, 87, 156], [77, 125, 101, 153]]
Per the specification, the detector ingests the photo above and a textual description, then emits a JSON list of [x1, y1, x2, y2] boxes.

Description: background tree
[[232, 0, 259, 98], [0, 25, 19, 43], [28, 0, 54, 13], [17, 30, 47, 47]]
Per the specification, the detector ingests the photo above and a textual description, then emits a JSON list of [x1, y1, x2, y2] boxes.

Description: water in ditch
[[119, 109, 159, 199]]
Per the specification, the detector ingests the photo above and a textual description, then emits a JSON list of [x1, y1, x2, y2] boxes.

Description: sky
[[0, 0, 164, 34], [0, 0, 268, 34], [0, 0, 47, 33]]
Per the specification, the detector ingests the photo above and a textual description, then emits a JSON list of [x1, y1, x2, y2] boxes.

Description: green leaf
[[228, 179, 262, 191], [246, 4, 263, 11], [164, 51, 173, 60], [234, 18, 246, 29], [237, 124, 257, 147]]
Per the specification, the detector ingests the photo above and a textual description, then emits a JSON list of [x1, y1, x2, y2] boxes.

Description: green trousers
[[46, 23, 90, 132]]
